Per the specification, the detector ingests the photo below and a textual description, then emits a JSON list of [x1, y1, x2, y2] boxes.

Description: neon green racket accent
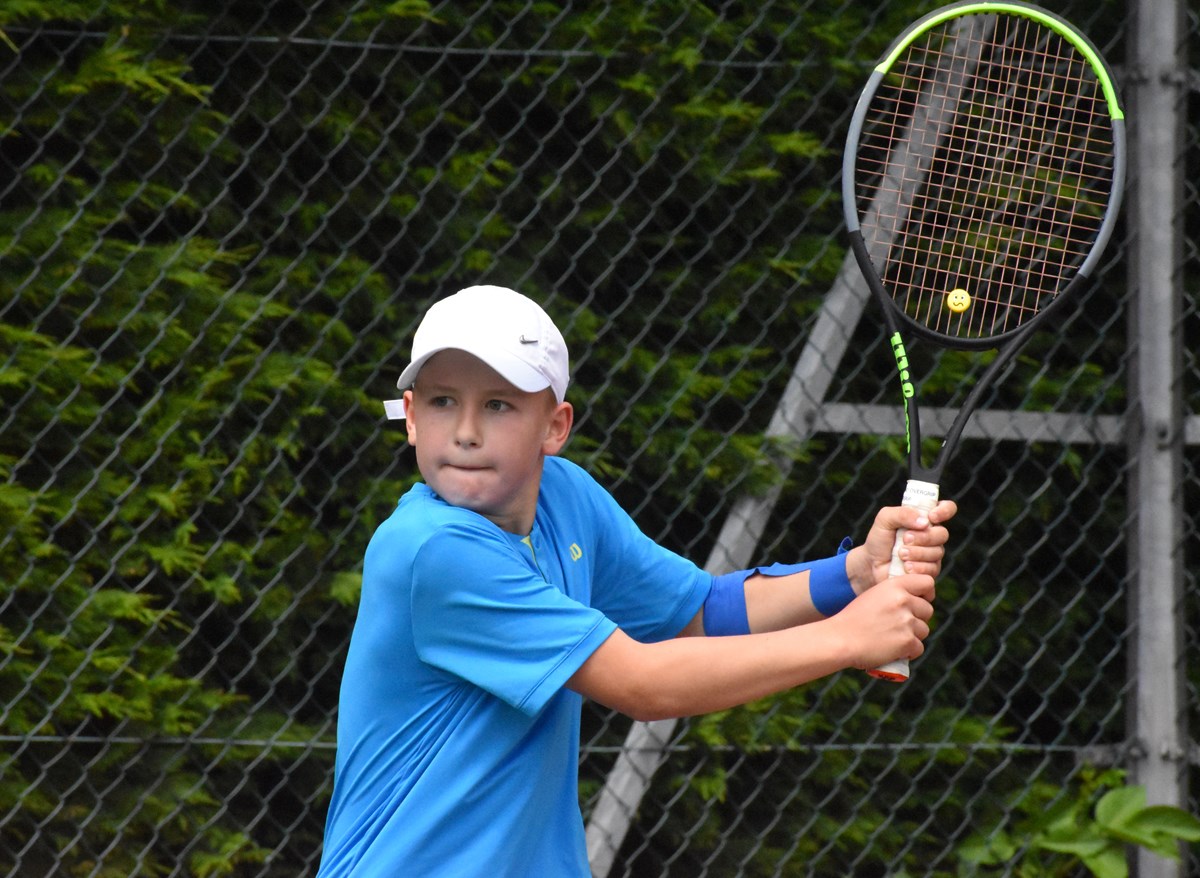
[[876, 2, 1124, 120]]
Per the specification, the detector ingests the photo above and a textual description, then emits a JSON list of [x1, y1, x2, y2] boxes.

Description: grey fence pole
[[1127, 1, 1188, 876]]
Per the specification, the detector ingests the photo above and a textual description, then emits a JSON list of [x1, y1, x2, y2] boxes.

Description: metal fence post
[[1127, 1, 1188, 876]]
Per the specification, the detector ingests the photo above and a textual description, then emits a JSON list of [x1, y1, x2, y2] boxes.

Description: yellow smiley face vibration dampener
[[946, 288, 971, 313]]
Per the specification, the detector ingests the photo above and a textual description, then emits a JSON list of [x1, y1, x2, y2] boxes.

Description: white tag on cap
[[383, 398, 407, 420]]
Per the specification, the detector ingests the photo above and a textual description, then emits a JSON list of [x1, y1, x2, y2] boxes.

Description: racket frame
[[843, 0, 1126, 484], [839, 0, 1126, 678]]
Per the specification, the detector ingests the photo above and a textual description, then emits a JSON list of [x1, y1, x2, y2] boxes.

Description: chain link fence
[[0, 1, 1196, 875]]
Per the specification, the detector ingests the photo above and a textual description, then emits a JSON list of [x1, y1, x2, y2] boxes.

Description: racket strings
[[856, 12, 1116, 341]]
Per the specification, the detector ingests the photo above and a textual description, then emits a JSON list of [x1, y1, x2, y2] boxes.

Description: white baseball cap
[[384, 285, 569, 420]]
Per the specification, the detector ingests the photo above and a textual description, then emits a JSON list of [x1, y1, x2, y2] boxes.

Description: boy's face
[[402, 349, 573, 535]]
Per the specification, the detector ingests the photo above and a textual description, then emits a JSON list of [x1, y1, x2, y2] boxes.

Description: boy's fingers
[[899, 573, 936, 603], [929, 499, 958, 524]]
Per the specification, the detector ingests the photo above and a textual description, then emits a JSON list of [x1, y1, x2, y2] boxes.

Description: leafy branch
[[959, 767, 1200, 878]]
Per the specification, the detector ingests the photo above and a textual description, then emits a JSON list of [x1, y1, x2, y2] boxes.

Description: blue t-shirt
[[317, 456, 711, 877]]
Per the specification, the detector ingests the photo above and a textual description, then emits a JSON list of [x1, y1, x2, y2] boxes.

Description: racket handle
[[868, 479, 940, 683]]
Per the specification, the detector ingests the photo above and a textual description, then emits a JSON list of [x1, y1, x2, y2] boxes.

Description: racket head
[[843, 1, 1125, 351]]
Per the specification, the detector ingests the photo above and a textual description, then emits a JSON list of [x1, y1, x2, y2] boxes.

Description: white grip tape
[[873, 479, 939, 682], [888, 479, 940, 576]]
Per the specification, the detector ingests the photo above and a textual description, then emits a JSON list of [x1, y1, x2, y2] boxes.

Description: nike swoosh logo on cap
[[519, 335, 538, 344]]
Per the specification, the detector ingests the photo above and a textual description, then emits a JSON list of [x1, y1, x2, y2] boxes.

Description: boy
[[316, 285, 956, 877]]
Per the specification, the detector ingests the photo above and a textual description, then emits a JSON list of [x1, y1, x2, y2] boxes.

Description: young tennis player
[[315, 285, 957, 877]]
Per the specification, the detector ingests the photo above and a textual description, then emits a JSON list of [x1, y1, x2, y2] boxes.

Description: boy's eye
[[485, 399, 510, 412], [429, 396, 452, 408]]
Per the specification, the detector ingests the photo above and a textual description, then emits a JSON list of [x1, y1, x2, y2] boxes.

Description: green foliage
[[0, 3, 402, 873], [958, 767, 1200, 878], [0, 0, 874, 870]]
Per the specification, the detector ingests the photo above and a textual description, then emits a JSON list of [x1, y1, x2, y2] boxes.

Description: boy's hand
[[830, 572, 937, 669], [846, 499, 958, 594]]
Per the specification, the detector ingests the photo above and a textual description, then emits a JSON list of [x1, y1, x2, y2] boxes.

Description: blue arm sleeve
[[702, 571, 752, 636], [707, 538, 856, 632]]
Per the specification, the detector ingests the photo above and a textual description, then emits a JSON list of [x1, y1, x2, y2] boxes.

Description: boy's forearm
[[572, 573, 933, 721], [743, 545, 875, 632], [744, 570, 822, 631], [650, 627, 851, 718], [571, 624, 851, 722]]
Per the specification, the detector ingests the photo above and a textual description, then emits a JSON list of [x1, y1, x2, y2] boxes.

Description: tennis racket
[[842, 1, 1125, 681]]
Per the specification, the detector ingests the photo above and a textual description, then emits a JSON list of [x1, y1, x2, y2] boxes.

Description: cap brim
[[396, 353, 432, 391], [396, 346, 551, 395]]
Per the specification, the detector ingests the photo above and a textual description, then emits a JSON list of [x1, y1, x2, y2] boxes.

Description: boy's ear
[[542, 401, 573, 455], [402, 390, 417, 445]]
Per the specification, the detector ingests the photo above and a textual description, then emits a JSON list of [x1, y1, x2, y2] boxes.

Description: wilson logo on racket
[[889, 333, 915, 400]]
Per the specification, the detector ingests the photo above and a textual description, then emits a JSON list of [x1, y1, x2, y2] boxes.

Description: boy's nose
[[454, 412, 481, 447]]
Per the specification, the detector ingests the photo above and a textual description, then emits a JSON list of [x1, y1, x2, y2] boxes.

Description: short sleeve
[[411, 523, 616, 715], [546, 461, 710, 642]]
